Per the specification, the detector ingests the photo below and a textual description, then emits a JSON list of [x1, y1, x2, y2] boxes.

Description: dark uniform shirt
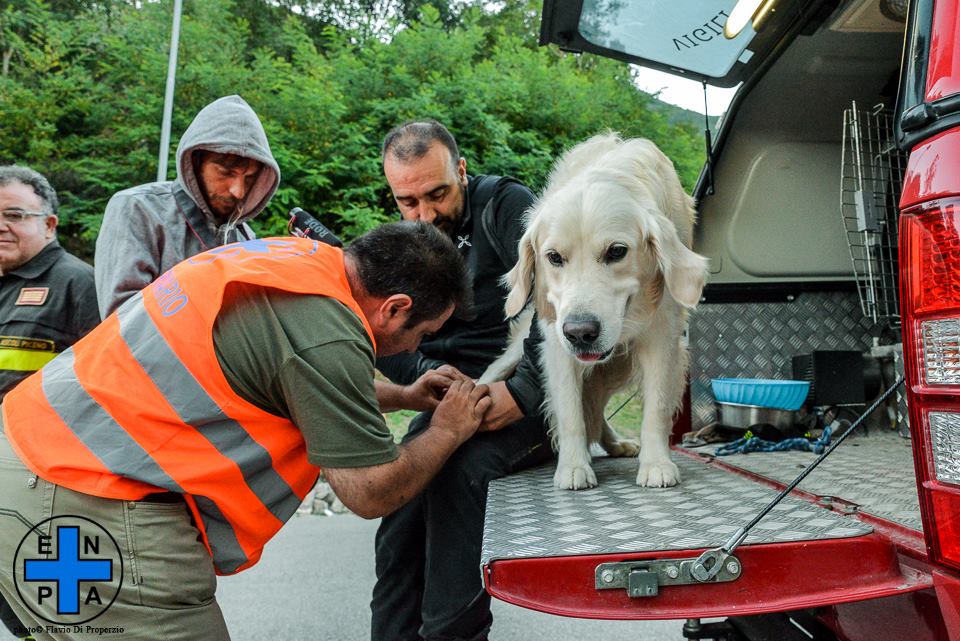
[[376, 175, 545, 416], [0, 241, 100, 399]]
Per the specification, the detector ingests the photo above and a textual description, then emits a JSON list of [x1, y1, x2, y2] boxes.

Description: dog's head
[[505, 134, 709, 364]]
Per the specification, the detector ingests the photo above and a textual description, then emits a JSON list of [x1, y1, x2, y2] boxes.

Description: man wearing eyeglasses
[[0, 164, 99, 640], [0, 166, 99, 400]]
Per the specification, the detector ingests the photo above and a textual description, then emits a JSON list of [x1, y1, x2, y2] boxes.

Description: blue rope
[[715, 426, 832, 456]]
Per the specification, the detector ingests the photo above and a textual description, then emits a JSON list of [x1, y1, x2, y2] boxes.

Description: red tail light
[[901, 197, 960, 573]]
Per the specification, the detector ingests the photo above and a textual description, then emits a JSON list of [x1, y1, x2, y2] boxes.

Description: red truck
[[479, 1, 960, 639]]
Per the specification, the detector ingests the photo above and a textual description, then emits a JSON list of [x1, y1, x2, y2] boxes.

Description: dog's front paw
[[554, 463, 598, 490], [636, 459, 681, 487], [604, 438, 641, 458]]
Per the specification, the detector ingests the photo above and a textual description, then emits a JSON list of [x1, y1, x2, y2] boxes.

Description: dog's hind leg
[[635, 338, 685, 488], [600, 421, 641, 458], [543, 329, 596, 490]]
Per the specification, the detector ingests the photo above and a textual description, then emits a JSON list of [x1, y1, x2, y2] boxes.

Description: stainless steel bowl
[[716, 401, 795, 431]]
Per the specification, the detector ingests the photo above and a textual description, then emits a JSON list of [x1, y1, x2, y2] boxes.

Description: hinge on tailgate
[[595, 556, 742, 598]]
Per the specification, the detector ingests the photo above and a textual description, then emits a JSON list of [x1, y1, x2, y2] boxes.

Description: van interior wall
[[695, 23, 905, 285], [689, 13, 907, 430]]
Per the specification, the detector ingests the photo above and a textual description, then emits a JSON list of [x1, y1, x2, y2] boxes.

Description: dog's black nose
[[562, 316, 600, 347]]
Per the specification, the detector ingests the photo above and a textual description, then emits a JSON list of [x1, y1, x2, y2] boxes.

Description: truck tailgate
[[702, 429, 921, 530], [481, 434, 930, 619]]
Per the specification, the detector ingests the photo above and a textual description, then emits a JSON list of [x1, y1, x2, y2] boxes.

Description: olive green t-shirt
[[211, 282, 398, 468]]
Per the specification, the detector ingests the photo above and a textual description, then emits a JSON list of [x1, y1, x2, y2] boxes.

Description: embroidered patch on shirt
[[16, 287, 49, 306], [0, 336, 55, 351]]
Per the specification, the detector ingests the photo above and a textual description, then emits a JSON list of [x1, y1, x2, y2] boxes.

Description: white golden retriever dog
[[480, 133, 708, 490]]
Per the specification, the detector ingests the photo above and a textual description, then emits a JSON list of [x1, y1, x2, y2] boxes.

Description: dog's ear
[[650, 223, 709, 309], [504, 223, 537, 317]]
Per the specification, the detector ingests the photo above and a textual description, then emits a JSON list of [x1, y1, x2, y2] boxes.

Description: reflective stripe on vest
[[115, 295, 302, 525], [3, 238, 375, 575], [41, 347, 184, 491]]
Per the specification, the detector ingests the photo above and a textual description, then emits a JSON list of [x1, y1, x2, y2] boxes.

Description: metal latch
[[595, 556, 742, 598]]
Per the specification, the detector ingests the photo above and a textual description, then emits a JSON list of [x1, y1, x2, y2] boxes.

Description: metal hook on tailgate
[[691, 527, 747, 582]]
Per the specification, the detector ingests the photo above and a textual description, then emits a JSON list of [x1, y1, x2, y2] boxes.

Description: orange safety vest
[[2, 237, 375, 575]]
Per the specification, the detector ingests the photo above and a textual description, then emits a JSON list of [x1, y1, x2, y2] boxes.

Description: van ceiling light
[[724, 0, 777, 39]]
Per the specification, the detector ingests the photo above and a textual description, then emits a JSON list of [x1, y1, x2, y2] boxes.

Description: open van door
[[482, 2, 960, 638], [539, 0, 831, 87]]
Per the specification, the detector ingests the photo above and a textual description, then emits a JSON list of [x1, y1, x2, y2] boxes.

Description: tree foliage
[[0, 0, 704, 257]]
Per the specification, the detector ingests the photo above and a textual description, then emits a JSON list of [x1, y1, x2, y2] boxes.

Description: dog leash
[[714, 426, 833, 456], [606, 391, 639, 421], [689, 376, 905, 582]]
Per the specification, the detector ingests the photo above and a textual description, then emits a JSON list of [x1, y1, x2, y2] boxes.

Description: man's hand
[[375, 365, 470, 412], [400, 365, 471, 411], [326, 379, 491, 519], [477, 381, 524, 432], [430, 379, 492, 447]]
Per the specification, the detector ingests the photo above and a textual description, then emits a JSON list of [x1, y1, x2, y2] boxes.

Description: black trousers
[[371, 411, 553, 641], [1, 594, 27, 639]]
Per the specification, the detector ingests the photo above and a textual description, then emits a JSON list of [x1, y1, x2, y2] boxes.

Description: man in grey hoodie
[[95, 94, 281, 318]]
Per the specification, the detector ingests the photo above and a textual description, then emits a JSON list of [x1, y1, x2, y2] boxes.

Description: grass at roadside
[[605, 390, 644, 439], [384, 409, 419, 441]]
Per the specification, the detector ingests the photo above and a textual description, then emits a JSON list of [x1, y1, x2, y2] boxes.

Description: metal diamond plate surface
[[690, 292, 875, 429], [894, 347, 911, 438], [481, 454, 872, 565], [693, 429, 921, 530]]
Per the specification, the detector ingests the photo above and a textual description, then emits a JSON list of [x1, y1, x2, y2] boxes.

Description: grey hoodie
[[94, 95, 281, 318]]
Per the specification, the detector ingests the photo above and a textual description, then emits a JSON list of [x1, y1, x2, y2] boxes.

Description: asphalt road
[[217, 514, 688, 641], [2, 514, 690, 641]]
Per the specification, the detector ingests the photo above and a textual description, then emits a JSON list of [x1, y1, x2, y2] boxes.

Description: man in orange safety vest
[[0, 221, 487, 640]]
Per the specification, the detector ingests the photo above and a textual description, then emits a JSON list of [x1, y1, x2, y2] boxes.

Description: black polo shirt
[[376, 175, 546, 416], [0, 241, 100, 399]]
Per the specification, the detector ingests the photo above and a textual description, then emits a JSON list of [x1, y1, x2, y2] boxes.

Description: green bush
[[1, 0, 704, 259]]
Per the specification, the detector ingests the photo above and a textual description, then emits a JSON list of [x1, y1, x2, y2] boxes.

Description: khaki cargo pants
[[0, 425, 231, 641]]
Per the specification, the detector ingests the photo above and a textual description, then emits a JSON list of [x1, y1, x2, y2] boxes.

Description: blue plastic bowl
[[710, 378, 810, 411]]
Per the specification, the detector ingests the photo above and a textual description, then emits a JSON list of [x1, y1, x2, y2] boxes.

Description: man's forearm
[[374, 380, 407, 413], [325, 379, 489, 517], [323, 426, 462, 518]]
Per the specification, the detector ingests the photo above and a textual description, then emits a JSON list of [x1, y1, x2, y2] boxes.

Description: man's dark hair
[[0, 165, 59, 216], [347, 221, 472, 326], [381, 119, 460, 171]]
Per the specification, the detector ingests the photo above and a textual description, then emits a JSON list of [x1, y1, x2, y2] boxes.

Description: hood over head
[[175, 95, 280, 235]]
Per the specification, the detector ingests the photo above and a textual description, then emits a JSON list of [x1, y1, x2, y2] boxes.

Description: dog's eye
[[604, 244, 628, 263], [546, 250, 564, 267]]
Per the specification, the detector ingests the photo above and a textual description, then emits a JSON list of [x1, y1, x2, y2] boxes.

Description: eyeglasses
[[0, 210, 49, 224]]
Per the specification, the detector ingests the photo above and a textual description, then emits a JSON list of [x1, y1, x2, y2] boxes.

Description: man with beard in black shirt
[[371, 120, 552, 641]]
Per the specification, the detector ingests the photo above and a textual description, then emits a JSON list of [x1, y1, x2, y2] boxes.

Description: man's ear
[[457, 157, 468, 187], [44, 215, 58, 241], [375, 294, 413, 328]]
